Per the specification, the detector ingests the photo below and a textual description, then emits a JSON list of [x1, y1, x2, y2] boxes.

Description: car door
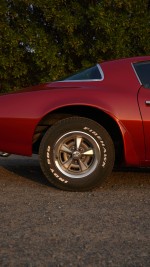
[[134, 61, 150, 161]]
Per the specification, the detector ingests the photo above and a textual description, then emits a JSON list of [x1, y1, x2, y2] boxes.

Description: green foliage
[[0, 0, 150, 92]]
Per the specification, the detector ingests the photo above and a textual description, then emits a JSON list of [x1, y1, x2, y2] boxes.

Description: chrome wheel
[[39, 117, 115, 191], [54, 131, 101, 178]]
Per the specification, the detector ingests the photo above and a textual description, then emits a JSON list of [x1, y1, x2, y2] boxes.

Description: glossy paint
[[0, 56, 150, 167]]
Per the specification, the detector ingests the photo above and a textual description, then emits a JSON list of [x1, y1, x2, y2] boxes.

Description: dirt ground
[[0, 155, 150, 267]]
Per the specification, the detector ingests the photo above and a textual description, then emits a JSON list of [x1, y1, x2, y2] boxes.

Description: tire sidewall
[[39, 117, 114, 190]]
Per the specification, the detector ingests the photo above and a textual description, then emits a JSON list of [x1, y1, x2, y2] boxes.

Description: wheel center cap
[[72, 151, 81, 159]]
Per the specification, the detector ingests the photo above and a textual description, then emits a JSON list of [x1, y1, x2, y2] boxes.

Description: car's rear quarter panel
[[0, 56, 150, 166]]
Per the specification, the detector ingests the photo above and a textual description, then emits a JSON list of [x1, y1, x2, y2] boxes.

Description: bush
[[1, 0, 150, 92]]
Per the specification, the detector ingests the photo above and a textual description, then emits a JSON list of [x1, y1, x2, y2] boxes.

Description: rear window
[[63, 64, 104, 81], [133, 61, 150, 89]]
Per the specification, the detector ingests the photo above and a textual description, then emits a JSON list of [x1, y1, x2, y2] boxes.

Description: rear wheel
[[39, 117, 115, 191]]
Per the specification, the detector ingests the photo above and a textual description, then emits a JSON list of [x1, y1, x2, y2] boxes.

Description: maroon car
[[0, 56, 150, 191]]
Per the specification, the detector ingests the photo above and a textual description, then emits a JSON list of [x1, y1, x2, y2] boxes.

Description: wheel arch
[[33, 105, 124, 165]]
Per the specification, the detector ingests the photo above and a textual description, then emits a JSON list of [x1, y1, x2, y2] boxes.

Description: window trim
[[132, 61, 150, 88], [131, 63, 142, 85], [58, 64, 104, 82]]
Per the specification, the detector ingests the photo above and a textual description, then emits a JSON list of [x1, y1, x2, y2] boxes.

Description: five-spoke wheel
[[54, 131, 101, 178], [39, 117, 115, 191]]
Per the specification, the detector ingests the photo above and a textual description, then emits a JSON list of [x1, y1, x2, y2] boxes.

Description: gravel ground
[[0, 155, 150, 267]]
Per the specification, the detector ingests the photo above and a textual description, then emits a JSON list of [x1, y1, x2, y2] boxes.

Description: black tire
[[39, 117, 115, 191]]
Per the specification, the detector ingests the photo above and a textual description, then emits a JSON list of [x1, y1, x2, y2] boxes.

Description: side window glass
[[133, 62, 150, 89], [63, 65, 103, 81]]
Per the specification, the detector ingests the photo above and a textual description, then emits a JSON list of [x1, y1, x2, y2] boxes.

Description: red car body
[[0, 56, 150, 166], [0, 56, 150, 170]]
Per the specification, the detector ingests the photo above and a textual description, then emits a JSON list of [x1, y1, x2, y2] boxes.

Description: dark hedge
[[0, 0, 150, 92]]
